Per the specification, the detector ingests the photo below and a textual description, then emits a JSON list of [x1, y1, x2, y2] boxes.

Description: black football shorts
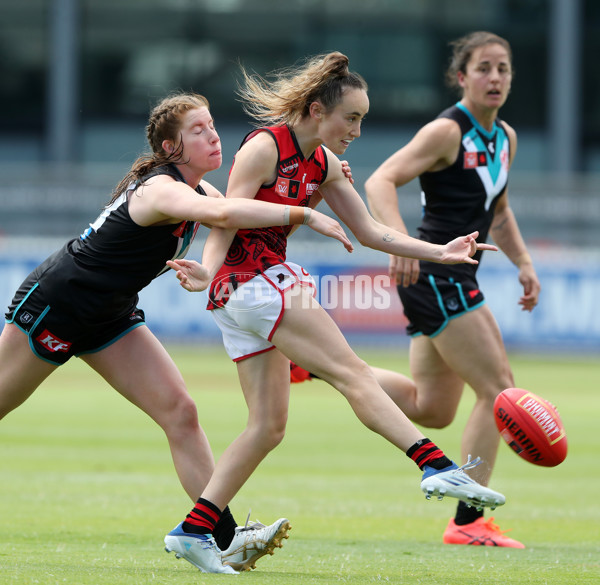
[[397, 272, 485, 337], [5, 281, 145, 365]]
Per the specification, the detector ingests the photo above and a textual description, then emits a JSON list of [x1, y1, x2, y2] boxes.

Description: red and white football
[[494, 387, 567, 467]]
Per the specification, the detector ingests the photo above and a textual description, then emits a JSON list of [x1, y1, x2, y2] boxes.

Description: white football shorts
[[210, 262, 316, 361]]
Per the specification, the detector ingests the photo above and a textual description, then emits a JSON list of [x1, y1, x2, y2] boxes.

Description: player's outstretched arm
[[320, 151, 497, 265]]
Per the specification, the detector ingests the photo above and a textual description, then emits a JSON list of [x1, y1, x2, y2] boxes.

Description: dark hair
[[237, 51, 368, 126], [109, 93, 210, 203], [445, 31, 513, 94]]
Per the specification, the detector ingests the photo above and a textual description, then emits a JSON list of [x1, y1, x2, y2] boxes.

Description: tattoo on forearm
[[383, 233, 394, 242]]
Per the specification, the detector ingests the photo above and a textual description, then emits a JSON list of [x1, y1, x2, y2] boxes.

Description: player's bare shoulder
[[136, 170, 176, 193], [419, 117, 462, 169], [128, 172, 179, 225], [238, 130, 278, 161], [234, 130, 279, 185], [425, 116, 462, 140]]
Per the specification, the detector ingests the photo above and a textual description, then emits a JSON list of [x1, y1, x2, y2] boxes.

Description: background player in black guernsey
[[365, 31, 541, 548], [0, 92, 353, 571]]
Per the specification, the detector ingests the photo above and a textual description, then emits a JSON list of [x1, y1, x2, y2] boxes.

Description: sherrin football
[[494, 387, 567, 467]]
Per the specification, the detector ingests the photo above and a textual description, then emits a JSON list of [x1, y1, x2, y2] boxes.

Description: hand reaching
[[440, 231, 498, 264], [166, 259, 211, 292], [306, 210, 354, 253]]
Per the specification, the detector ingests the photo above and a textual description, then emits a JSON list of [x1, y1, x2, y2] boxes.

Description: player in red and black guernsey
[[366, 32, 541, 548], [0, 93, 352, 574], [208, 124, 328, 308], [167, 52, 506, 573]]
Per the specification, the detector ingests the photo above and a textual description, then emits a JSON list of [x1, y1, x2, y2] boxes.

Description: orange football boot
[[443, 517, 525, 548]]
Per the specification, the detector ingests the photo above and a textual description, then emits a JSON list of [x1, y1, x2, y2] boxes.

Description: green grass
[[0, 346, 598, 584]]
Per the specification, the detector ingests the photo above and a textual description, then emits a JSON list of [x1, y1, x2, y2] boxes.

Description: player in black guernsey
[[0, 93, 351, 573], [366, 32, 540, 548], [6, 164, 202, 363]]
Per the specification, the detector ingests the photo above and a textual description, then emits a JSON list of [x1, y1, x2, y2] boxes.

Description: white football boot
[[420, 456, 506, 510], [221, 517, 291, 571], [164, 522, 238, 574]]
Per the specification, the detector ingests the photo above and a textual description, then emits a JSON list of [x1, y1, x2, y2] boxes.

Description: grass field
[[0, 346, 598, 584]]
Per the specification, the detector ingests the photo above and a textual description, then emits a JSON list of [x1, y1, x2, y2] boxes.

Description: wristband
[[302, 207, 311, 225], [283, 205, 291, 225]]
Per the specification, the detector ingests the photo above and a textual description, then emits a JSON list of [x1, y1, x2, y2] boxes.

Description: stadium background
[[1, 0, 598, 352]]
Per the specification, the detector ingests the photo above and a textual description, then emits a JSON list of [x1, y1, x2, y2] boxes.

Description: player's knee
[[355, 359, 373, 379], [489, 363, 515, 398], [161, 391, 200, 435], [250, 414, 288, 452], [264, 417, 288, 450], [413, 403, 456, 428], [266, 426, 286, 450], [420, 412, 455, 429], [334, 358, 373, 393], [480, 376, 514, 406]]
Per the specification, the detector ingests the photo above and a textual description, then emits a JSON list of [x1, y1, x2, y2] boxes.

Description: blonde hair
[[445, 31, 513, 94], [237, 51, 368, 127], [110, 93, 210, 203]]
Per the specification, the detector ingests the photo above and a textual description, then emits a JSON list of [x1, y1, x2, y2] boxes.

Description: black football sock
[[212, 506, 237, 550], [182, 497, 221, 535], [454, 500, 484, 526], [406, 438, 453, 470]]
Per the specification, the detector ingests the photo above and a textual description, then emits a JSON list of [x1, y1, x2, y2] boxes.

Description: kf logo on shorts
[[36, 329, 72, 353]]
